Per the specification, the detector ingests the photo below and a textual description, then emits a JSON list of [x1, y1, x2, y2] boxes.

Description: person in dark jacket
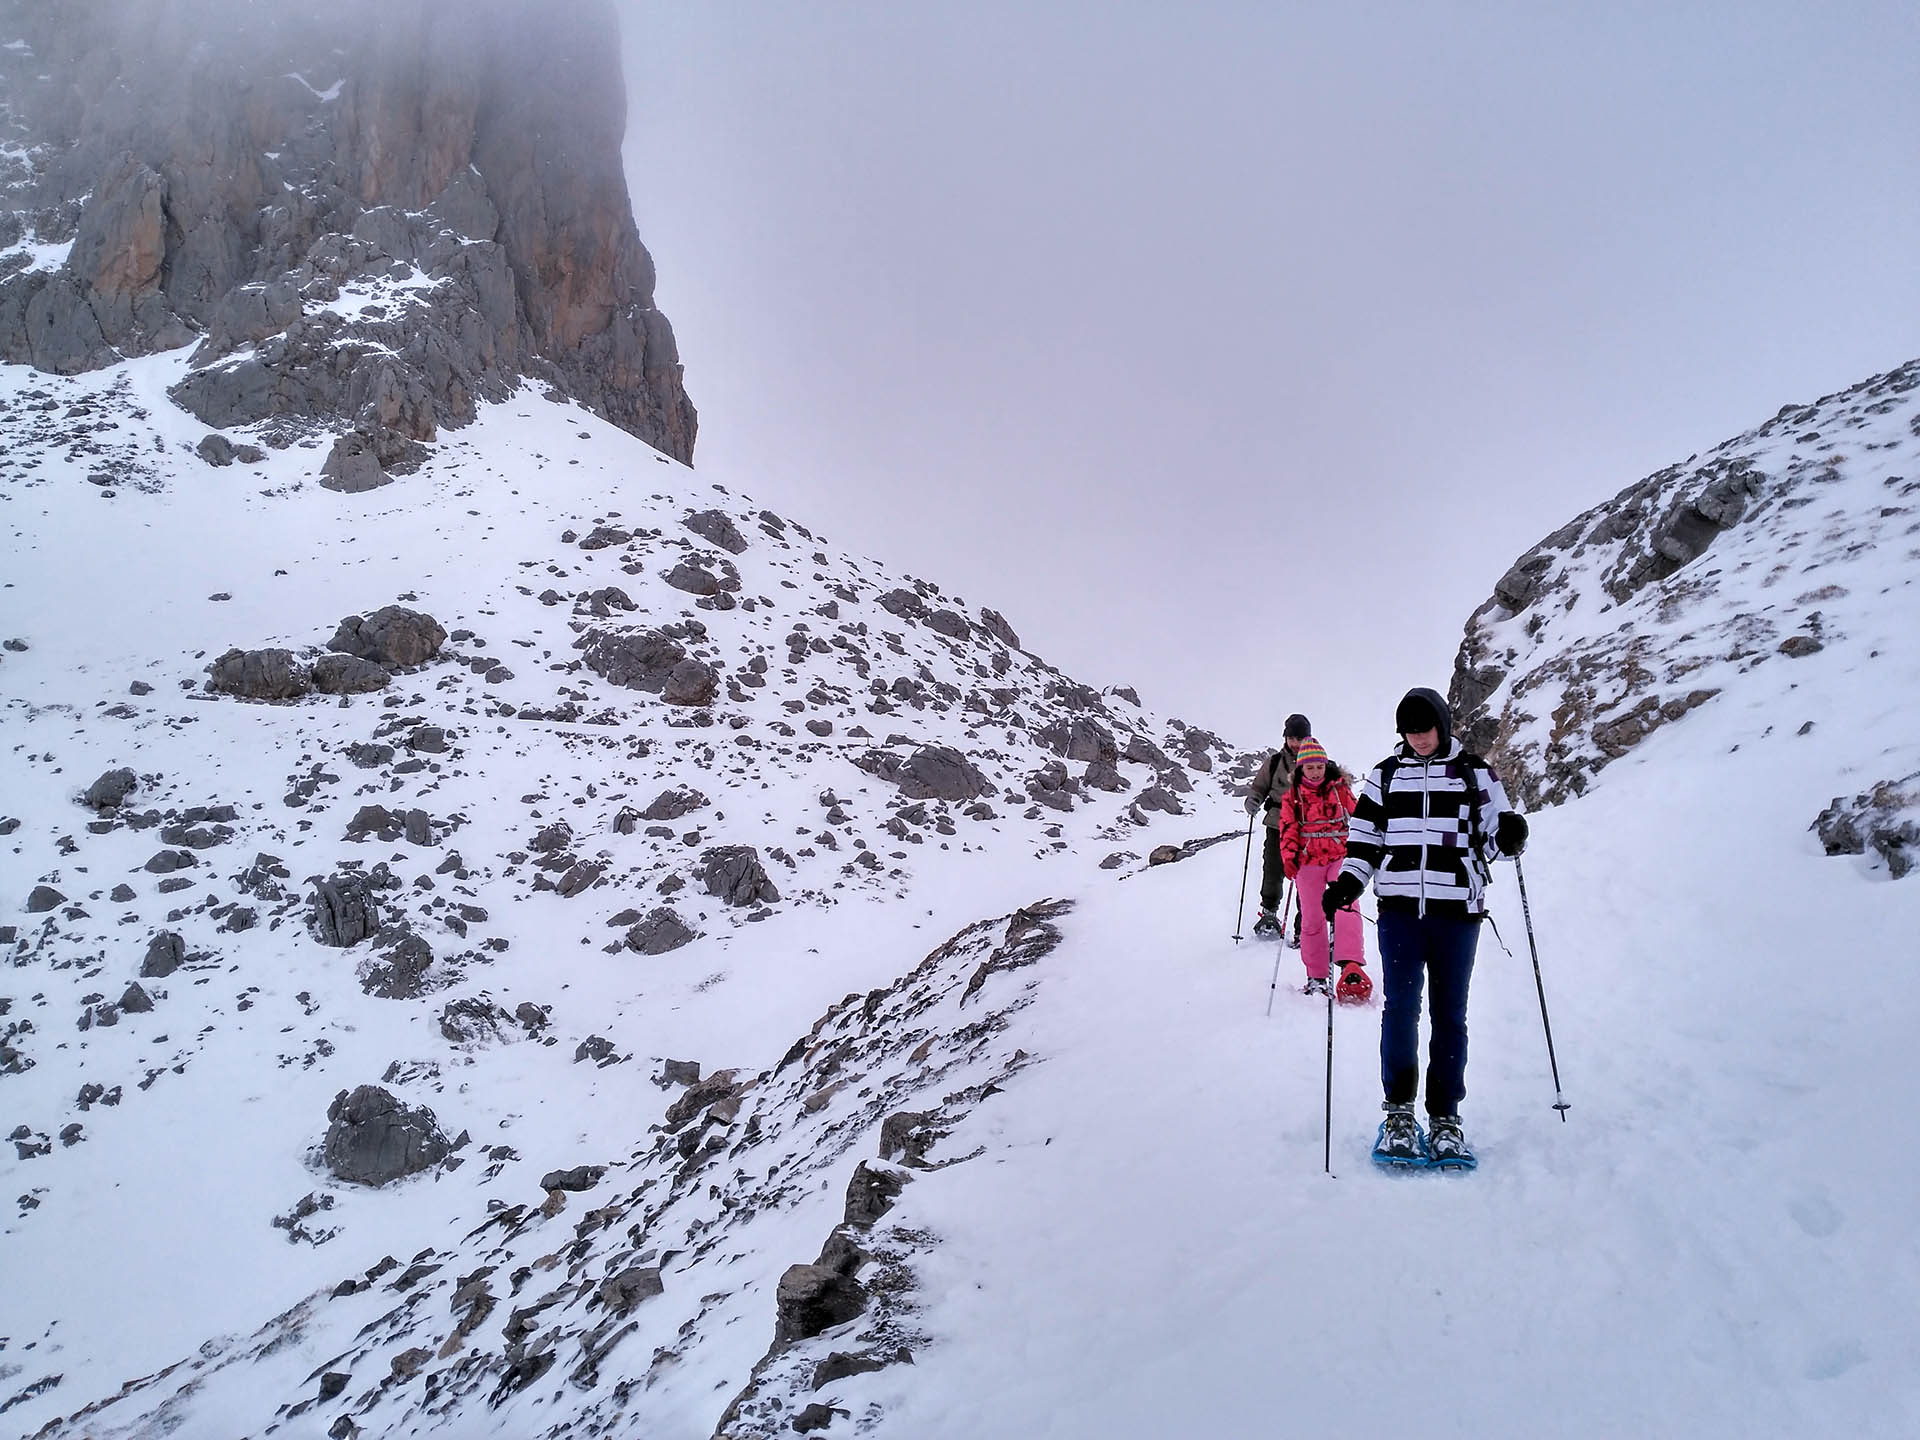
[[1322, 688, 1529, 1168], [1244, 712, 1311, 936]]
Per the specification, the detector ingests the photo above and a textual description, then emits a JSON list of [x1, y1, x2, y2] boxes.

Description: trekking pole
[[1263, 878, 1291, 1017], [1323, 951, 1336, 1175], [1513, 857, 1571, 1120], [1231, 811, 1256, 942]]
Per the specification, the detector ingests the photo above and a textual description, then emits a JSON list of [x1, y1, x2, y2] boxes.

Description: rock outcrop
[[1449, 358, 1919, 808], [0, 0, 695, 472]]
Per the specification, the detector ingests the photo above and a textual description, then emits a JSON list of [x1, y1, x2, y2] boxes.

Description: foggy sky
[[617, 1, 1920, 766]]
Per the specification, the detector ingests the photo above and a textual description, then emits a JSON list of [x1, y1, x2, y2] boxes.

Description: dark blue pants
[[1377, 908, 1480, 1117]]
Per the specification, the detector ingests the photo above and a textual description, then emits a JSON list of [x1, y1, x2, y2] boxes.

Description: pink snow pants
[[1292, 861, 1364, 980]]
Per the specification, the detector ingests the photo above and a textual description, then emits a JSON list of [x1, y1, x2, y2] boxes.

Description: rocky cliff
[[0, 0, 695, 479], [1449, 357, 1920, 811]]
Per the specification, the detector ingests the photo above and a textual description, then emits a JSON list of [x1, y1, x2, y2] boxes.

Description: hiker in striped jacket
[[1322, 687, 1530, 1166]]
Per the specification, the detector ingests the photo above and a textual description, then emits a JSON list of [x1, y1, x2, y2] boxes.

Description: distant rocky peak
[[0, 0, 695, 479], [1451, 357, 1920, 808]]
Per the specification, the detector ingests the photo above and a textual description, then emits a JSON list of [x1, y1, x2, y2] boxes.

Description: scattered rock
[[639, 786, 707, 821], [538, 1164, 606, 1192], [329, 606, 447, 668], [26, 886, 67, 913], [311, 653, 391, 694], [140, 930, 186, 978], [323, 1085, 449, 1186], [700, 846, 781, 907], [206, 647, 309, 700], [82, 767, 138, 810], [311, 874, 383, 947], [624, 907, 698, 954], [683, 509, 748, 553], [597, 1265, 664, 1314]]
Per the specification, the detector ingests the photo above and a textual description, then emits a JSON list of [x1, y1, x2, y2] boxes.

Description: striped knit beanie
[[1294, 737, 1328, 767]]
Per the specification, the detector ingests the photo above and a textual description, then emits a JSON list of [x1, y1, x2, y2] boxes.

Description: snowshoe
[[1371, 1104, 1426, 1169], [1302, 975, 1330, 997], [1426, 1116, 1477, 1171], [1335, 962, 1372, 1006], [1284, 920, 1302, 950], [1251, 911, 1280, 938]]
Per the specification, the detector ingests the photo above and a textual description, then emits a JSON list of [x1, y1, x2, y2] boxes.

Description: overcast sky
[[618, 1, 1920, 764]]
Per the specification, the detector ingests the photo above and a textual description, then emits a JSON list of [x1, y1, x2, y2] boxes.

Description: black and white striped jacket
[[1339, 741, 1518, 919]]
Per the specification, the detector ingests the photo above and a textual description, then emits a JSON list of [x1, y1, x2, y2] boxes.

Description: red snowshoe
[[1335, 962, 1372, 1006]]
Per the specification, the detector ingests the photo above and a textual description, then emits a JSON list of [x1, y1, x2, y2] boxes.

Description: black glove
[[1496, 812, 1529, 856], [1323, 872, 1363, 920]]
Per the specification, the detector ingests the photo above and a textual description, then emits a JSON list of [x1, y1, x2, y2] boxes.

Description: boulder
[[140, 930, 186, 978], [438, 996, 514, 1045], [597, 1265, 664, 1314], [579, 627, 716, 705], [311, 652, 391, 694], [206, 647, 309, 700], [774, 1263, 868, 1346], [699, 846, 781, 907], [682, 509, 747, 553], [82, 767, 138, 810], [318, 432, 390, 493], [538, 1164, 605, 1192], [639, 786, 707, 821], [311, 873, 382, 947], [323, 1085, 449, 1187], [624, 907, 697, 955], [329, 606, 446, 668]]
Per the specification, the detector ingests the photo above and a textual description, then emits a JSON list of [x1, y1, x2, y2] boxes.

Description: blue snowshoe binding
[[1425, 1115, 1478, 1171], [1371, 1103, 1426, 1169]]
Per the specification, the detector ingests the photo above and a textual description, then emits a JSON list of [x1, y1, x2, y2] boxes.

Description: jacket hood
[[1398, 686, 1454, 753]]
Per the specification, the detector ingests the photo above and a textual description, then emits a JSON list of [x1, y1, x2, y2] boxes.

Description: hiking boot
[[1302, 975, 1330, 997], [1373, 1102, 1424, 1165], [1252, 911, 1280, 937], [1427, 1114, 1476, 1170]]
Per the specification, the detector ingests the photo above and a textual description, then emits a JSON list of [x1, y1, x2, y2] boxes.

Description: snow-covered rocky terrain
[[5, 344, 1917, 1438], [0, 345, 1242, 1438]]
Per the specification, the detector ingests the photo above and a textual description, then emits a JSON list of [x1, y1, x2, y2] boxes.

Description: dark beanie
[[1284, 713, 1311, 740], [1395, 692, 1441, 735]]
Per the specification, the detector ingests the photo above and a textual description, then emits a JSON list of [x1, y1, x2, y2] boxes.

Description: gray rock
[[83, 767, 138, 810], [119, 982, 154, 1014], [140, 931, 186, 978], [323, 1085, 449, 1187], [143, 849, 197, 874], [577, 526, 631, 551], [775, 1263, 868, 1346], [1813, 772, 1920, 880], [844, 1161, 909, 1226], [438, 996, 513, 1045], [597, 1265, 663, 1314], [926, 608, 970, 640], [538, 1164, 605, 1192], [196, 434, 236, 466], [979, 607, 1021, 649], [360, 930, 435, 999], [311, 874, 382, 947], [624, 907, 697, 955], [699, 846, 781, 907], [639, 786, 707, 821], [318, 432, 390, 493], [683, 509, 747, 554], [580, 627, 717, 705], [329, 606, 446, 668], [660, 1058, 700, 1086], [878, 588, 928, 622], [206, 647, 309, 700], [311, 652, 391, 694], [25, 885, 65, 913]]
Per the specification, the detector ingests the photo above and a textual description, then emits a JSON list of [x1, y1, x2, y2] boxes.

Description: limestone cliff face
[[0, 0, 696, 469]]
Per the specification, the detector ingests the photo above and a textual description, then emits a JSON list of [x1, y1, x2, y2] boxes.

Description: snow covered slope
[[0, 348, 1238, 1436], [1452, 356, 1920, 823], [5, 344, 1917, 1440]]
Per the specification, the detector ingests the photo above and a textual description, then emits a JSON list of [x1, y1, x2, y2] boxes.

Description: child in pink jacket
[[1278, 738, 1366, 996]]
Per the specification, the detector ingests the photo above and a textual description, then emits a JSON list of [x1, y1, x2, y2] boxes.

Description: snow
[[1, 344, 1916, 1437], [285, 73, 345, 104]]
